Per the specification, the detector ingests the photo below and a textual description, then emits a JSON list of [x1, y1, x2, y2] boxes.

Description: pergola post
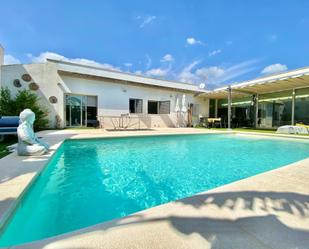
[[291, 89, 296, 125], [215, 99, 218, 118], [255, 94, 259, 128], [227, 86, 232, 130]]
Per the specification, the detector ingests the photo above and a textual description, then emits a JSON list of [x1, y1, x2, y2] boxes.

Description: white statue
[[17, 109, 49, 156]]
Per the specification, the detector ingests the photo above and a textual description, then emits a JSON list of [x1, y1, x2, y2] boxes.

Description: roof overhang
[[203, 67, 309, 99], [47, 59, 207, 94]]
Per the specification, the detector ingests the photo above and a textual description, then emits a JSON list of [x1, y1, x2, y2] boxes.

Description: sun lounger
[[276, 125, 309, 135], [0, 116, 20, 141]]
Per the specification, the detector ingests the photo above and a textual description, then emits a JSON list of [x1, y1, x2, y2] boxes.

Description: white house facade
[[0, 57, 209, 129]]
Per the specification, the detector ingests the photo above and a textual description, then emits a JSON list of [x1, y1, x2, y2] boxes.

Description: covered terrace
[[203, 67, 309, 129]]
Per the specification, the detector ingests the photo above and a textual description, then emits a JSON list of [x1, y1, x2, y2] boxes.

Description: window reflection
[[295, 96, 309, 124], [65, 94, 97, 127]]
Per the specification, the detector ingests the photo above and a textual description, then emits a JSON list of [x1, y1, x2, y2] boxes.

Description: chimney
[[0, 44, 3, 66]]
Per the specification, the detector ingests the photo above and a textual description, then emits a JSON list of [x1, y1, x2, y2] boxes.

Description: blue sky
[[1, 0, 309, 89]]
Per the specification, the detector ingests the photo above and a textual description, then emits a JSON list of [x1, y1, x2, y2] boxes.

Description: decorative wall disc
[[21, 74, 32, 82], [29, 82, 39, 91], [13, 79, 22, 88], [49, 96, 58, 104]]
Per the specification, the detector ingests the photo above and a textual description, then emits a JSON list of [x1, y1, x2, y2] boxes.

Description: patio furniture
[[276, 125, 309, 134], [86, 119, 100, 128], [207, 118, 222, 128], [0, 116, 19, 141], [199, 117, 209, 128]]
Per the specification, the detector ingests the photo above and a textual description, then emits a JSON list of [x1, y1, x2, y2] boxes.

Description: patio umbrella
[[175, 95, 180, 112], [180, 94, 187, 127], [181, 94, 187, 112], [175, 95, 181, 127]]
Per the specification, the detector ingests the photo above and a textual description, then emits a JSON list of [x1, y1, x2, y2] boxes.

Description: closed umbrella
[[175, 95, 180, 112], [181, 95, 187, 127], [181, 94, 187, 112]]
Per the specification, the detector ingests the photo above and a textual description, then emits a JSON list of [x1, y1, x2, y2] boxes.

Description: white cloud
[[160, 54, 174, 62], [145, 67, 170, 78], [138, 15, 156, 28], [261, 63, 288, 75], [196, 66, 225, 83], [219, 59, 259, 83], [177, 59, 259, 89], [3, 54, 21, 65], [186, 37, 204, 46], [135, 70, 143, 75], [28, 52, 121, 71], [145, 54, 152, 69], [177, 60, 201, 83], [208, 49, 222, 57], [124, 63, 132, 67], [28, 52, 65, 63]]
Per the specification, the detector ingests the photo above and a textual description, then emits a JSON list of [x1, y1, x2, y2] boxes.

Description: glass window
[[272, 100, 292, 127], [70, 95, 82, 126], [65, 95, 70, 127], [258, 100, 292, 128], [209, 99, 215, 117], [148, 101, 158, 114], [147, 101, 170, 114], [129, 99, 143, 113], [295, 96, 309, 125], [65, 94, 97, 127], [159, 101, 170, 114]]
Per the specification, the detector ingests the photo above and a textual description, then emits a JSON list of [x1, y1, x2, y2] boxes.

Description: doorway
[[65, 94, 97, 127]]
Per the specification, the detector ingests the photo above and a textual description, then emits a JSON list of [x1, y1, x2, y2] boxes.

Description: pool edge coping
[[0, 128, 309, 248]]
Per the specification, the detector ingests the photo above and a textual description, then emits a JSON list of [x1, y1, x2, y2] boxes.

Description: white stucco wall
[[0, 63, 63, 128], [60, 74, 208, 128], [1, 61, 209, 129]]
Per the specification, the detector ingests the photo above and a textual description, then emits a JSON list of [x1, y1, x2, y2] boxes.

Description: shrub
[[0, 87, 14, 115], [0, 87, 49, 130]]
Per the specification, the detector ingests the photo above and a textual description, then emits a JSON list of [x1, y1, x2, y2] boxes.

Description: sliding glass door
[[65, 94, 97, 127]]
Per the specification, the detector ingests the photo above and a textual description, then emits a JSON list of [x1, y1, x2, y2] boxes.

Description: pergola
[[202, 67, 309, 129]]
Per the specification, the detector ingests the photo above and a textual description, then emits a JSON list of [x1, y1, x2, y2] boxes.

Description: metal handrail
[[98, 114, 150, 130]]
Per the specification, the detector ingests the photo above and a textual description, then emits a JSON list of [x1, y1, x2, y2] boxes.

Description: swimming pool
[[1, 134, 309, 246]]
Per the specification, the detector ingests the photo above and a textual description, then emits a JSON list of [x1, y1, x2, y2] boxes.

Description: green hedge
[[0, 87, 49, 130]]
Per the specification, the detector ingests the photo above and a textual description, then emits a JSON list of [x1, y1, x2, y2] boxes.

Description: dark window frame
[[147, 100, 170, 114], [147, 100, 159, 114], [129, 98, 143, 114]]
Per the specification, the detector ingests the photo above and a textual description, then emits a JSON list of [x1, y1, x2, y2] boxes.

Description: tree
[[0, 87, 49, 130]]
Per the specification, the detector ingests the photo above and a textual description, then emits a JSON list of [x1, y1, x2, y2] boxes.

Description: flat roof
[[47, 59, 208, 93], [204, 66, 309, 99]]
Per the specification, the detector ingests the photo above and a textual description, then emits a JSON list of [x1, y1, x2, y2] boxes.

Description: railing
[[98, 114, 151, 130]]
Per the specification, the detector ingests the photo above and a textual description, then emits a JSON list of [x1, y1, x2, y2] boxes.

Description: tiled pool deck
[[0, 128, 308, 249]]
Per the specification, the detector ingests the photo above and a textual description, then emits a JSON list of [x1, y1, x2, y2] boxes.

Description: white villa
[[0, 47, 209, 129], [1, 45, 309, 130]]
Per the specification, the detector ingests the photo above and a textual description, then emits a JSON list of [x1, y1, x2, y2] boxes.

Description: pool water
[[1, 134, 309, 246]]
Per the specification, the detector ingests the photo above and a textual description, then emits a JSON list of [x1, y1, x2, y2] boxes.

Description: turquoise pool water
[[1, 134, 309, 246]]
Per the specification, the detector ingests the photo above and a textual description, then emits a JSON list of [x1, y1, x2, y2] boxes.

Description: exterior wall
[[60, 74, 209, 129], [0, 62, 209, 129], [0, 63, 62, 128]]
